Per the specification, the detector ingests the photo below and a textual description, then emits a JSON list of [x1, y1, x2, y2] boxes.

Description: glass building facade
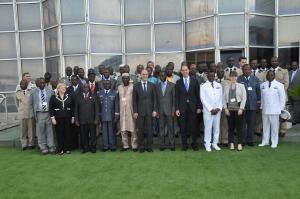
[[0, 0, 300, 92]]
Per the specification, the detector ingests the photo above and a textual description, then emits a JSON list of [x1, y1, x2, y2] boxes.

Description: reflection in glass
[[18, 3, 41, 30], [0, 5, 14, 31], [154, 0, 182, 22], [64, 56, 85, 68], [90, 0, 120, 24], [248, 0, 274, 14], [249, 15, 274, 46], [186, 51, 215, 65], [62, 25, 86, 54], [278, 47, 299, 69], [90, 25, 121, 53], [45, 27, 59, 56], [125, 26, 151, 53], [155, 53, 184, 71], [91, 55, 122, 72], [219, 15, 245, 46], [278, 16, 300, 47], [126, 54, 153, 69], [43, 0, 59, 28], [61, 0, 85, 23], [186, 18, 214, 50], [218, 0, 245, 13], [125, 0, 150, 24], [20, 32, 43, 58], [185, 0, 214, 20], [0, 33, 16, 59], [21, 59, 43, 79], [155, 24, 182, 52], [46, 56, 60, 81], [249, 48, 274, 62]]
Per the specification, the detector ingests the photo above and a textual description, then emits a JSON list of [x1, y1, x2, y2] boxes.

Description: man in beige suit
[[216, 66, 230, 146], [270, 56, 289, 137], [116, 73, 138, 152], [16, 80, 35, 150], [224, 57, 243, 80]]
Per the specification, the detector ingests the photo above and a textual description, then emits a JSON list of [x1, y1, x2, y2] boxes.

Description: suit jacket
[[98, 89, 118, 122], [75, 93, 98, 124], [223, 82, 247, 110], [49, 93, 74, 119], [237, 75, 261, 111], [273, 67, 289, 91], [175, 77, 201, 113], [97, 78, 117, 91], [16, 89, 33, 119], [133, 81, 157, 116], [200, 81, 223, 114], [224, 66, 243, 80], [29, 87, 55, 120], [87, 80, 99, 95], [67, 84, 83, 98], [288, 69, 300, 101], [155, 81, 175, 116], [117, 74, 138, 88]]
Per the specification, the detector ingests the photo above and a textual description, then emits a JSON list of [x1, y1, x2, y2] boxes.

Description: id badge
[[248, 87, 253, 91], [230, 98, 236, 102]]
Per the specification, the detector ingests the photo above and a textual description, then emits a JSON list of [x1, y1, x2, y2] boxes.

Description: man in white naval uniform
[[259, 70, 286, 149], [200, 71, 223, 152]]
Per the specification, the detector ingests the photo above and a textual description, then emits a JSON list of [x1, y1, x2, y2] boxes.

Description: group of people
[[15, 56, 300, 154]]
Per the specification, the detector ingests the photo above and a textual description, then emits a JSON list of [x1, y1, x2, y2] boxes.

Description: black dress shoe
[[159, 147, 166, 151], [22, 147, 28, 151], [255, 132, 262, 137], [181, 147, 188, 151], [28, 146, 35, 150], [82, 150, 88, 154], [170, 147, 175, 151], [111, 149, 117, 152], [132, 148, 138, 152], [147, 148, 153, 152], [192, 147, 199, 151], [91, 149, 96, 153], [247, 142, 254, 147], [102, 149, 108, 152], [121, 148, 129, 152], [139, 149, 145, 153], [279, 133, 285, 137]]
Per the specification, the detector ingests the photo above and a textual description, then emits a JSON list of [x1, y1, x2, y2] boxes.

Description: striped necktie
[[41, 90, 46, 111]]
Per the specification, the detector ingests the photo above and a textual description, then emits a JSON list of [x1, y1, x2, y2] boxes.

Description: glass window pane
[[154, 0, 182, 22], [249, 48, 274, 62], [46, 56, 60, 81], [62, 25, 86, 54], [155, 24, 182, 52], [220, 49, 244, 66], [17, 0, 39, 2], [155, 53, 184, 71], [65, 56, 85, 68], [0, 33, 16, 59], [0, 61, 18, 91], [21, 59, 43, 79], [186, 51, 215, 65], [219, 0, 245, 13], [249, 15, 274, 46], [0, 0, 13, 2], [18, 3, 41, 30], [91, 55, 122, 72], [126, 54, 152, 69], [278, 16, 300, 46], [248, 0, 275, 14], [45, 27, 59, 57], [20, 32, 42, 58], [43, 0, 59, 28], [0, 5, 14, 31], [278, 48, 299, 69], [90, 25, 121, 53], [61, 0, 85, 23], [125, 25, 151, 53], [186, 18, 214, 50], [90, 0, 120, 24], [279, 0, 300, 15], [219, 15, 245, 46], [185, 0, 214, 20], [125, 0, 150, 24]]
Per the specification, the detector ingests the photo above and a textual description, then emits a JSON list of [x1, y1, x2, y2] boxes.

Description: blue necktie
[[184, 78, 189, 92]]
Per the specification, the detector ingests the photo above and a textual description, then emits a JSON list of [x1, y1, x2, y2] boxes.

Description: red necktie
[[90, 83, 94, 94]]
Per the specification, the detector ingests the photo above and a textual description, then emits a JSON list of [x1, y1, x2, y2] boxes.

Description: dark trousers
[[55, 117, 71, 152], [80, 123, 96, 151], [227, 111, 244, 144], [291, 100, 300, 124], [159, 113, 175, 148], [70, 124, 80, 150], [137, 115, 152, 150], [102, 121, 116, 150], [243, 110, 256, 143], [178, 107, 198, 149]]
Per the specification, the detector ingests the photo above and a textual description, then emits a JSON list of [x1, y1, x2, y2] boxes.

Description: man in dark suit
[[237, 64, 261, 146], [75, 83, 98, 153], [98, 67, 117, 91], [66, 75, 82, 149], [288, 61, 300, 124], [87, 69, 98, 95], [175, 64, 202, 151], [133, 69, 157, 153], [156, 70, 176, 151]]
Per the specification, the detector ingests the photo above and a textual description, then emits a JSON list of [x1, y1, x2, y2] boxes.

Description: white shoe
[[212, 144, 221, 151], [271, 145, 277, 149], [258, 143, 269, 147], [205, 146, 211, 152]]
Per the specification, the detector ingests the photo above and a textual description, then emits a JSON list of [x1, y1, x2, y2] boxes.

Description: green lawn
[[0, 143, 299, 199]]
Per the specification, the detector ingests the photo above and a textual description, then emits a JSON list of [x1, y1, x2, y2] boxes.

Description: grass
[[0, 143, 300, 199]]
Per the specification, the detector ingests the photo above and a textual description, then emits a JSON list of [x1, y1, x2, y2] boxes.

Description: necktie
[[184, 78, 188, 92], [90, 83, 95, 94], [269, 82, 271, 88], [105, 90, 108, 94], [143, 83, 147, 92], [253, 70, 256, 76], [211, 82, 214, 88], [68, 76, 71, 81], [162, 82, 166, 95], [41, 90, 46, 111]]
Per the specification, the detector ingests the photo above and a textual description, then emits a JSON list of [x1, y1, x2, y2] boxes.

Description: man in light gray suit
[[288, 61, 300, 124], [156, 71, 176, 151], [30, 77, 55, 154]]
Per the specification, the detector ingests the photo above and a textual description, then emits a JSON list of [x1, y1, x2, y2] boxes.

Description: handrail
[[0, 91, 16, 123]]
